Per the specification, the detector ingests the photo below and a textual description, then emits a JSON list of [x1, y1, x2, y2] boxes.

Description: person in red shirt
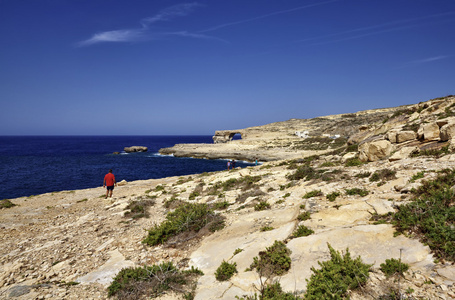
[[103, 169, 117, 198]]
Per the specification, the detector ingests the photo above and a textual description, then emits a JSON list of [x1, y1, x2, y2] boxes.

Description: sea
[[0, 135, 253, 200]]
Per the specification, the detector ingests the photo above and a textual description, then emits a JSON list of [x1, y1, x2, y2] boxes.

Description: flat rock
[[76, 249, 135, 286]]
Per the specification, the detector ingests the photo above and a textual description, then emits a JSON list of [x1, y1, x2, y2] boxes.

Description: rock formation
[[1, 95, 455, 299], [124, 146, 148, 153]]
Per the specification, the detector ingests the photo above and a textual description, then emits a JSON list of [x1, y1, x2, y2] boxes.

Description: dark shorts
[[106, 185, 114, 191]]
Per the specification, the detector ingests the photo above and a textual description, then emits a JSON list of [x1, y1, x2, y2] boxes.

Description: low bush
[[369, 169, 397, 182], [212, 200, 230, 210], [392, 169, 455, 261], [250, 241, 291, 277], [355, 171, 371, 178], [286, 165, 318, 181], [297, 211, 311, 221], [409, 171, 425, 183], [215, 260, 237, 281], [344, 158, 364, 167], [291, 225, 314, 238], [236, 282, 302, 300], [380, 258, 409, 277], [261, 226, 274, 232], [124, 198, 155, 219], [254, 200, 271, 211], [345, 188, 369, 197], [208, 176, 263, 197], [303, 190, 323, 199], [142, 203, 225, 246], [0, 199, 16, 209], [107, 262, 203, 299], [411, 145, 451, 158], [346, 144, 359, 152], [304, 243, 372, 299], [326, 191, 341, 202]]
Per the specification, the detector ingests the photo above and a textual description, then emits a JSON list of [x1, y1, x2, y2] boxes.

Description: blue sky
[[1, 0, 454, 135]]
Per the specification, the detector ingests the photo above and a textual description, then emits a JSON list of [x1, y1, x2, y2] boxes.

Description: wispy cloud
[[77, 2, 222, 47], [199, 0, 339, 33], [141, 3, 202, 28], [296, 11, 455, 47], [409, 55, 449, 65], [78, 29, 147, 46]]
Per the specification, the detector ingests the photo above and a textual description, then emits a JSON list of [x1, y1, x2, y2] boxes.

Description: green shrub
[[355, 171, 371, 178], [254, 200, 271, 211], [250, 241, 291, 277], [409, 171, 425, 183], [209, 176, 262, 194], [291, 225, 314, 238], [369, 169, 397, 182], [155, 185, 165, 192], [320, 161, 335, 167], [215, 260, 237, 281], [124, 198, 155, 219], [261, 226, 274, 232], [0, 199, 16, 209], [213, 200, 230, 210], [326, 191, 341, 202], [304, 243, 372, 299], [344, 158, 364, 167], [286, 165, 318, 181], [346, 144, 358, 152], [303, 190, 323, 199], [236, 282, 302, 300], [380, 258, 409, 277], [297, 211, 311, 221], [142, 203, 225, 246], [233, 248, 243, 256], [392, 169, 455, 261], [107, 262, 203, 299], [411, 145, 451, 158], [345, 188, 369, 197], [188, 191, 200, 200]]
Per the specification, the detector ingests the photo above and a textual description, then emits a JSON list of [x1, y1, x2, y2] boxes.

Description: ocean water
[[0, 136, 253, 199]]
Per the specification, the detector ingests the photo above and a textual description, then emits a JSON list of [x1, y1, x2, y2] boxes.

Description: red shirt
[[104, 173, 115, 186]]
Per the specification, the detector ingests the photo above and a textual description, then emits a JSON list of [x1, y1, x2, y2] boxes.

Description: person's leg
[[105, 189, 109, 198]]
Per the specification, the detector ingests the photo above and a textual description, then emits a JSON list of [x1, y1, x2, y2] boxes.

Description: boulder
[[359, 139, 394, 162], [124, 146, 148, 153], [440, 123, 455, 141], [341, 152, 357, 163], [386, 131, 398, 143], [396, 130, 417, 143], [418, 122, 440, 141], [389, 146, 419, 161]]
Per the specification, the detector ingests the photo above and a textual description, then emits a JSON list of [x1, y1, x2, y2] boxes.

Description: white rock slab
[[76, 249, 135, 286], [280, 224, 434, 292]]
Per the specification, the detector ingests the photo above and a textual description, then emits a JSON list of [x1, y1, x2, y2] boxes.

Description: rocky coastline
[[1, 96, 455, 299]]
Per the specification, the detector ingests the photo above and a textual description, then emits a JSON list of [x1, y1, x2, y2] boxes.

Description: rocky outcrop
[[124, 146, 148, 153], [418, 122, 440, 142], [440, 122, 455, 141], [359, 138, 394, 162], [212, 130, 243, 143]]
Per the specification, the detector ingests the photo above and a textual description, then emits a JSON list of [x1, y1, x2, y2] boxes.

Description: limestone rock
[[440, 123, 455, 141], [396, 130, 417, 143], [124, 146, 148, 153], [386, 130, 398, 143], [418, 122, 440, 141], [359, 139, 394, 162], [117, 180, 127, 186], [389, 146, 419, 161]]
